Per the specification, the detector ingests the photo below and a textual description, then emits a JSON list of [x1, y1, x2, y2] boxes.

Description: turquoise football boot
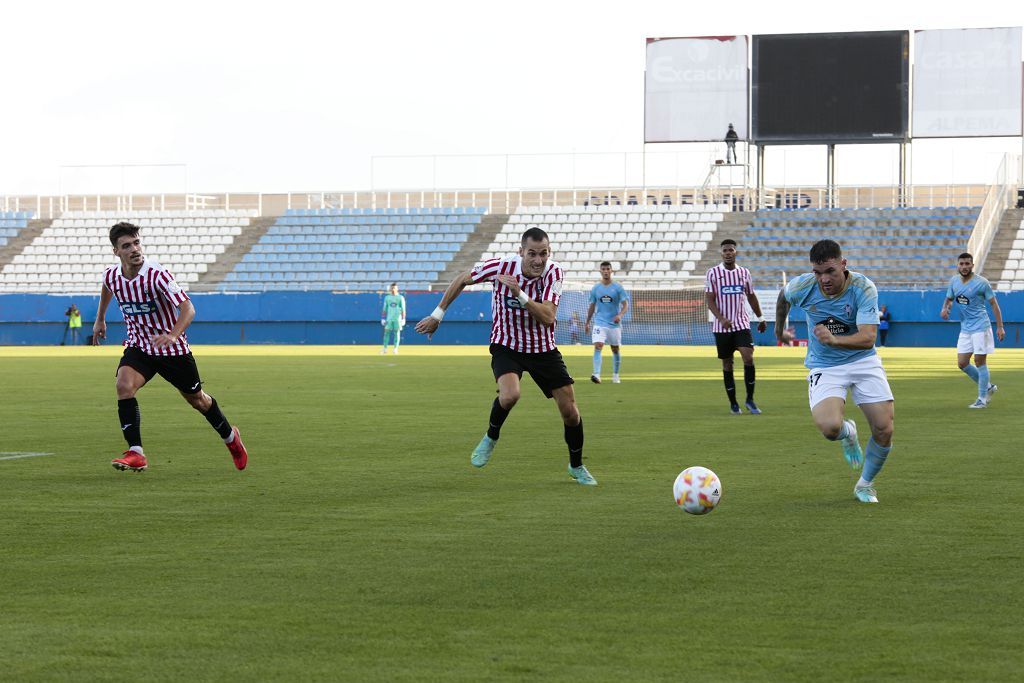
[[568, 464, 598, 486], [471, 435, 496, 468]]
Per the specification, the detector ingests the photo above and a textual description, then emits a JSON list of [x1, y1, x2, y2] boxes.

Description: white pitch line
[[0, 452, 57, 461]]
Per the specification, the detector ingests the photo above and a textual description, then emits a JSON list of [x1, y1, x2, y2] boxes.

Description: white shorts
[[956, 329, 995, 355], [807, 354, 894, 410], [592, 326, 622, 346]]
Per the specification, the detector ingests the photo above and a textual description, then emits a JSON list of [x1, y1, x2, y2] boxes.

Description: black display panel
[[752, 31, 909, 144]]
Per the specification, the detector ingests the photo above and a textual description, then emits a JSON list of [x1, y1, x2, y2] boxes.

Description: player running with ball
[[775, 240, 894, 504]]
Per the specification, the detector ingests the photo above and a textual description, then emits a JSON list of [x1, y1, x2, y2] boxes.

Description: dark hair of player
[[809, 239, 842, 264], [390, 282, 397, 287], [720, 239, 737, 247], [109, 222, 140, 246], [521, 226, 550, 246], [958, 252, 973, 261], [600, 261, 611, 268]]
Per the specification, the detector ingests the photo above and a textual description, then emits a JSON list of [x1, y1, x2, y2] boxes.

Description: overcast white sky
[[0, 0, 1020, 196]]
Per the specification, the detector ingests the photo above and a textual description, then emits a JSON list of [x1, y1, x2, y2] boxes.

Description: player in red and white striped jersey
[[704, 238, 768, 415], [415, 227, 595, 486], [92, 222, 248, 473]]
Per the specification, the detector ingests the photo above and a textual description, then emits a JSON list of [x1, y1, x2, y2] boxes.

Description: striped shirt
[[705, 263, 753, 333], [471, 255, 564, 353], [102, 258, 191, 356]]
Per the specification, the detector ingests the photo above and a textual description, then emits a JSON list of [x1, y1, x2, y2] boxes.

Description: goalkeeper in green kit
[[381, 282, 406, 354]]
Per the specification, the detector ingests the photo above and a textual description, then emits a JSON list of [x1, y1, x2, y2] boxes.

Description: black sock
[[564, 417, 584, 468], [203, 398, 234, 440], [117, 398, 142, 448], [487, 397, 510, 441], [744, 364, 756, 401], [723, 370, 737, 405]]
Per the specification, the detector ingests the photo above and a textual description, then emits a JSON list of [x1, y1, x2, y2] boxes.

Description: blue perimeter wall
[[2, 290, 1023, 347]]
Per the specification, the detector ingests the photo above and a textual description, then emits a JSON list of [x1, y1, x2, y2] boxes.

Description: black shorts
[[117, 347, 203, 394], [490, 343, 574, 399], [714, 329, 754, 359]]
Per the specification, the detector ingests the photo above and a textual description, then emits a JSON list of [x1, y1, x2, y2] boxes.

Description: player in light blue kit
[[940, 252, 1005, 408], [585, 261, 629, 384], [776, 240, 894, 504]]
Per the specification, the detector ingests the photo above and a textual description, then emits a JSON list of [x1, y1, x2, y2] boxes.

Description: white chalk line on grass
[[0, 452, 57, 461]]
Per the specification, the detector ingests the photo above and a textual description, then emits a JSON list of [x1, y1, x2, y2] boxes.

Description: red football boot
[[226, 426, 248, 470], [112, 450, 148, 472]]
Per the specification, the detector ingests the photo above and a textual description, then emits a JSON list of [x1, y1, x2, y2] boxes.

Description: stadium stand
[[0, 211, 32, 250], [479, 204, 729, 286], [736, 207, 980, 288], [218, 207, 486, 291], [987, 208, 1024, 291], [0, 210, 256, 293]]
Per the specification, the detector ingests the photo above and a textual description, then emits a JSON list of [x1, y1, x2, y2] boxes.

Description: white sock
[[224, 431, 236, 444], [130, 445, 144, 455], [856, 477, 872, 488]]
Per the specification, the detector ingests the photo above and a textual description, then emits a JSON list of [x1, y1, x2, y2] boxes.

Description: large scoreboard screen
[[752, 31, 909, 144]]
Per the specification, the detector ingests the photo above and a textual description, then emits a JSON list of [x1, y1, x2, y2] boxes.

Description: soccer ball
[[673, 466, 723, 515]]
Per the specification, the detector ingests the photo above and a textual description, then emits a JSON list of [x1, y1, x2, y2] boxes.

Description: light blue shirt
[[589, 282, 628, 328], [945, 275, 995, 333], [784, 271, 880, 369]]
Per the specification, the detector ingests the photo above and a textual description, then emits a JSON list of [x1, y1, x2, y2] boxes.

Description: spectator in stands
[[940, 252, 1005, 409], [725, 124, 739, 164], [381, 283, 406, 354], [62, 303, 82, 345], [92, 221, 249, 474], [585, 261, 629, 384], [414, 226, 596, 486], [705, 239, 767, 415], [877, 305, 890, 346]]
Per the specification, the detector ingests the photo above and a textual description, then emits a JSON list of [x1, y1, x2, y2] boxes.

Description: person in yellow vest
[[63, 303, 82, 345]]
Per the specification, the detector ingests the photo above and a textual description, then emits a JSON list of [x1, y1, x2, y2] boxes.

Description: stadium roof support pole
[[899, 142, 908, 208], [755, 145, 764, 210], [826, 144, 836, 209]]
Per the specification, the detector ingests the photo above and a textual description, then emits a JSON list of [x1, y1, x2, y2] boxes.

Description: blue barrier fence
[[1, 290, 1022, 347]]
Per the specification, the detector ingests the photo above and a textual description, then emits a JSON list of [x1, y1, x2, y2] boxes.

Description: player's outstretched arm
[[990, 297, 1006, 341], [415, 270, 473, 337], [153, 299, 196, 349], [775, 291, 792, 343], [940, 297, 952, 320], [747, 291, 767, 332], [92, 286, 112, 345]]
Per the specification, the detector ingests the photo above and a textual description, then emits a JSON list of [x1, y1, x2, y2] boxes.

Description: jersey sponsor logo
[[720, 284, 745, 295], [599, 294, 614, 303], [956, 294, 970, 305], [120, 301, 157, 316], [817, 316, 851, 335]]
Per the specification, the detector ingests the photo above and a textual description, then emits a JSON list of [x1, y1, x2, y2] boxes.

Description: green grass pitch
[[1, 345, 1021, 681]]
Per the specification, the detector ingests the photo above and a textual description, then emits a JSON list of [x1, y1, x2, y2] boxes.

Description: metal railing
[[0, 184, 994, 220], [967, 153, 1023, 273]]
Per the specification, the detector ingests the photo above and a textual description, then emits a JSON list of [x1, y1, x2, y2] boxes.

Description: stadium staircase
[[432, 213, 510, 289], [192, 216, 278, 291], [691, 211, 756, 282], [985, 208, 1024, 291], [0, 217, 48, 272]]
